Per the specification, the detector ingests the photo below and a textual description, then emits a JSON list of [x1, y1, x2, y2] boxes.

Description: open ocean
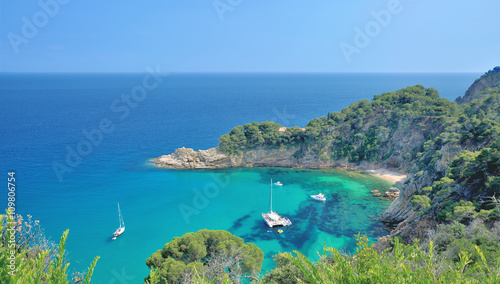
[[0, 73, 479, 282]]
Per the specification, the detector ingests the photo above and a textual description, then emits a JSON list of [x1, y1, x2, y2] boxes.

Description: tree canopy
[[145, 229, 263, 284]]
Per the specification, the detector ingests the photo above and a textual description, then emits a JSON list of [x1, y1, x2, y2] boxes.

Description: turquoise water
[[62, 167, 393, 282], [0, 73, 479, 282]]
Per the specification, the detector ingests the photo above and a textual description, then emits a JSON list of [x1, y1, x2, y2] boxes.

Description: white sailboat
[[262, 179, 292, 227], [112, 203, 125, 240]]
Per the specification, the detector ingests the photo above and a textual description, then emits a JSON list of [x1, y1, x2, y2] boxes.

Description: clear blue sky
[[0, 0, 499, 73]]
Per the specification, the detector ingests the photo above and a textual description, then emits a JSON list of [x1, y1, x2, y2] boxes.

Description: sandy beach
[[364, 169, 407, 183]]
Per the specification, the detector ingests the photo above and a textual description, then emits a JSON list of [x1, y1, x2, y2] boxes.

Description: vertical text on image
[[7, 171, 17, 276]]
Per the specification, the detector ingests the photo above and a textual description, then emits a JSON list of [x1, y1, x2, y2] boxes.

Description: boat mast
[[117, 203, 123, 228], [270, 179, 273, 213]]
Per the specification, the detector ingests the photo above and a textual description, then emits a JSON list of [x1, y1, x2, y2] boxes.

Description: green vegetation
[[149, 233, 499, 283], [0, 214, 98, 283], [218, 121, 306, 154], [145, 229, 263, 284], [412, 103, 500, 224], [430, 221, 500, 271], [294, 84, 459, 164], [257, 252, 307, 284], [211, 78, 500, 284], [273, 234, 500, 284], [218, 84, 500, 229], [411, 195, 431, 212], [217, 84, 460, 164]]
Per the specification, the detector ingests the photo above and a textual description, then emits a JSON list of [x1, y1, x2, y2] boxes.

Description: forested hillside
[[151, 69, 500, 283], [211, 70, 500, 283]]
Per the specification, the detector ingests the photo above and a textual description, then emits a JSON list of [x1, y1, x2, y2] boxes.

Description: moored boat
[[262, 180, 292, 227], [112, 203, 125, 240], [310, 193, 326, 201]]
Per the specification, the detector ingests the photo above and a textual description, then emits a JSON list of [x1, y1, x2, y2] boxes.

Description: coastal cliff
[[154, 87, 453, 225], [153, 147, 301, 169], [456, 67, 500, 104], [154, 69, 500, 251]]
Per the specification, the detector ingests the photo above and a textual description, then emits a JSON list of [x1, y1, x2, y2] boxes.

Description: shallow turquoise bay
[[63, 167, 393, 282]]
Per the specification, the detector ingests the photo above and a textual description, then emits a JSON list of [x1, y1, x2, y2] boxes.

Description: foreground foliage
[[262, 234, 500, 284], [0, 214, 99, 283], [152, 233, 499, 283]]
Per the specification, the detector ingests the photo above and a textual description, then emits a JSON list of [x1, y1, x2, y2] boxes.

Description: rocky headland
[[153, 68, 500, 251], [456, 67, 500, 104]]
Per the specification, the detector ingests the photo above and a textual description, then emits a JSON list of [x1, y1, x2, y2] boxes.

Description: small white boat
[[274, 181, 283, 186], [112, 203, 125, 240], [311, 193, 326, 201]]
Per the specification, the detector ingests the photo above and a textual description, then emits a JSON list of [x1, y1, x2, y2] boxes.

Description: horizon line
[[0, 71, 484, 75]]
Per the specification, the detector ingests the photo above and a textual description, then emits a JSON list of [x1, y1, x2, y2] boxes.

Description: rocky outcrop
[[380, 169, 434, 223], [154, 146, 368, 170], [456, 68, 500, 104], [374, 210, 439, 252], [154, 146, 410, 173], [380, 184, 415, 224], [154, 119, 433, 173], [153, 146, 334, 169], [383, 187, 400, 200], [153, 147, 233, 169]]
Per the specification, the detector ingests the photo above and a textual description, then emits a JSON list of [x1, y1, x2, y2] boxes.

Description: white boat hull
[[262, 212, 292, 227], [311, 194, 326, 201], [113, 227, 125, 237]]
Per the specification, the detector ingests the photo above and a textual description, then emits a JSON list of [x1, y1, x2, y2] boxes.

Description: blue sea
[[0, 73, 479, 282]]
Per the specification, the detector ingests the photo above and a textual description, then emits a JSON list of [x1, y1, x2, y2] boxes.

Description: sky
[[0, 0, 499, 73]]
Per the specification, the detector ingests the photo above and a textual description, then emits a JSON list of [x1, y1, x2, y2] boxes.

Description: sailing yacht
[[112, 203, 125, 240], [262, 179, 292, 227]]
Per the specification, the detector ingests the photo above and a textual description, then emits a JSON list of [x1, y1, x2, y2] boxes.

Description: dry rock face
[[155, 146, 408, 173], [154, 146, 362, 170], [456, 71, 500, 104], [154, 147, 232, 169], [154, 147, 307, 169], [380, 168, 433, 223]]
